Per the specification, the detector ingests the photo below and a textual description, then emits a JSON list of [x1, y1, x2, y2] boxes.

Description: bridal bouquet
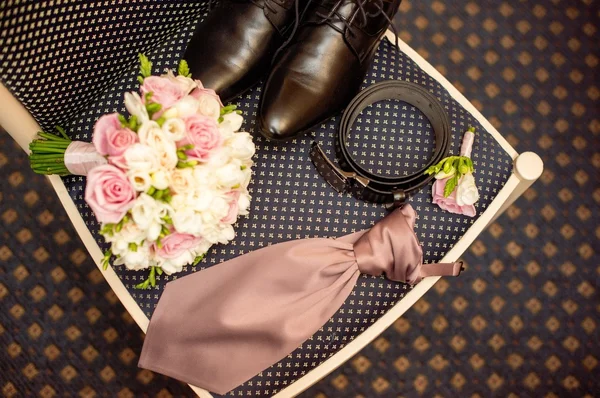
[[29, 55, 255, 288]]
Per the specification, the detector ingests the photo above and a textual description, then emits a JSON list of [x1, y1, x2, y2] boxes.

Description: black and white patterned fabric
[[0, 2, 513, 396]]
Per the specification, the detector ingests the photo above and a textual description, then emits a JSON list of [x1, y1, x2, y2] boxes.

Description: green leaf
[[118, 114, 128, 126], [128, 115, 138, 131], [137, 76, 144, 84], [193, 254, 205, 266], [149, 267, 156, 287], [444, 174, 459, 198], [138, 53, 153, 78], [101, 249, 112, 270], [156, 267, 163, 276], [177, 59, 191, 77], [146, 102, 162, 114], [468, 126, 476, 133]]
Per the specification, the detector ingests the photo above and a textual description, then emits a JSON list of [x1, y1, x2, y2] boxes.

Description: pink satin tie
[[138, 205, 462, 394]]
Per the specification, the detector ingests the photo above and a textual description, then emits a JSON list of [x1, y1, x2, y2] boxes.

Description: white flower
[[215, 162, 246, 188], [151, 169, 170, 190], [172, 96, 200, 118], [206, 147, 232, 168], [218, 123, 235, 140], [201, 195, 230, 226], [164, 70, 197, 94], [202, 223, 236, 244], [131, 193, 164, 239], [237, 192, 251, 216], [171, 206, 204, 235], [193, 165, 219, 188], [157, 252, 194, 275], [114, 243, 152, 271], [228, 132, 255, 162], [124, 92, 150, 124], [161, 117, 186, 141], [240, 166, 252, 190], [138, 121, 178, 169], [170, 168, 196, 195], [456, 173, 480, 206], [196, 94, 221, 120], [105, 221, 146, 248], [127, 169, 152, 192], [124, 144, 160, 172], [220, 112, 244, 132]]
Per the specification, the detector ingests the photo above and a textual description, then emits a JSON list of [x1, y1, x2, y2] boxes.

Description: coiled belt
[[310, 80, 451, 208]]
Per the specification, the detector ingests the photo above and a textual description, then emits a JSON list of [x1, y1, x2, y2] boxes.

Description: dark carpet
[[1, 0, 598, 397]]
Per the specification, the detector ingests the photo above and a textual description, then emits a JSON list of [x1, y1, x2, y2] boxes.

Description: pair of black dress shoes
[[184, 0, 401, 141]]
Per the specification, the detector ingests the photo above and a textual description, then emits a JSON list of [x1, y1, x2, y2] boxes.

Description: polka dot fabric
[[0, 3, 513, 396]]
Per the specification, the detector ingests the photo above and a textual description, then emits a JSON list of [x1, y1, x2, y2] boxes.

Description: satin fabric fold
[[138, 205, 461, 394]]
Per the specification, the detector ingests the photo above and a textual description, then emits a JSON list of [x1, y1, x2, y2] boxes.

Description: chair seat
[[0, 3, 513, 396], [61, 26, 511, 398]]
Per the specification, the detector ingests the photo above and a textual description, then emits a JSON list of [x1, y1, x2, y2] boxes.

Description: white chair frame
[[0, 31, 543, 398]]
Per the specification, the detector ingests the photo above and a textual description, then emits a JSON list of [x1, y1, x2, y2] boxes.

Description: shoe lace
[[272, 0, 314, 62], [315, 0, 398, 47]]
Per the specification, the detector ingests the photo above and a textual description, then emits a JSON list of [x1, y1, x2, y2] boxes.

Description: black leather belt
[[310, 80, 451, 208]]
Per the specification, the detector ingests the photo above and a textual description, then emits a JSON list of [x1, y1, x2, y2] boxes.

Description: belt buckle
[[310, 142, 369, 194]]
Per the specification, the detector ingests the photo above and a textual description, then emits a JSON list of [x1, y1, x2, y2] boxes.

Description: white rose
[[196, 94, 221, 120], [220, 112, 244, 132], [188, 189, 219, 212], [105, 222, 146, 248], [124, 92, 150, 124], [215, 162, 245, 188], [114, 243, 152, 271], [127, 169, 152, 192], [161, 117, 186, 141], [193, 165, 219, 188], [193, 240, 212, 257], [138, 121, 178, 169], [237, 193, 251, 216], [151, 169, 170, 190], [218, 123, 235, 140], [202, 196, 229, 225], [171, 207, 203, 235], [170, 168, 195, 195], [228, 132, 255, 162], [206, 146, 232, 168], [157, 251, 195, 275], [124, 144, 160, 172], [164, 70, 197, 94], [202, 223, 235, 245], [172, 96, 200, 118], [456, 173, 480, 206], [131, 193, 163, 231], [240, 166, 252, 190]]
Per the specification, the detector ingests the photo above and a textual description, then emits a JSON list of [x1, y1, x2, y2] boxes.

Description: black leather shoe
[[184, 0, 309, 103], [259, 0, 401, 140]]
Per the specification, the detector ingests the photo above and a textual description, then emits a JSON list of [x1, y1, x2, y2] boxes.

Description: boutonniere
[[425, 127, 479, 217]]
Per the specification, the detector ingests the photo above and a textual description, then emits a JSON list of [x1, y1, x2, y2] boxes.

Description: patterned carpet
[[1, 0, 598, 397]]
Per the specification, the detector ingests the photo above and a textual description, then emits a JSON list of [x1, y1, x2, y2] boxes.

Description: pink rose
[[154, 232, 203, 259], [221, 191, 240, 224], [179, 114, 223, 162], [85, 164, 136, 224], [140, 76, 187, 110], [432, 177, 476, 217], [92, 113, 138, 159], [190, 80, 224, 107]]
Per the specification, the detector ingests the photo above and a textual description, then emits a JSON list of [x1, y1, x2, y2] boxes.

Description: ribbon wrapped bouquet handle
[[138, 204, 462, 393]]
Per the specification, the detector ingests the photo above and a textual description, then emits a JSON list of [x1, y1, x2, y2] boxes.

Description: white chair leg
[[489, 151, 544, 224]]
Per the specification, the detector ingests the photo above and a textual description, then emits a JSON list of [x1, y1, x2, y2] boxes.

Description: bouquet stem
[[29, 127, 72, 176]]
